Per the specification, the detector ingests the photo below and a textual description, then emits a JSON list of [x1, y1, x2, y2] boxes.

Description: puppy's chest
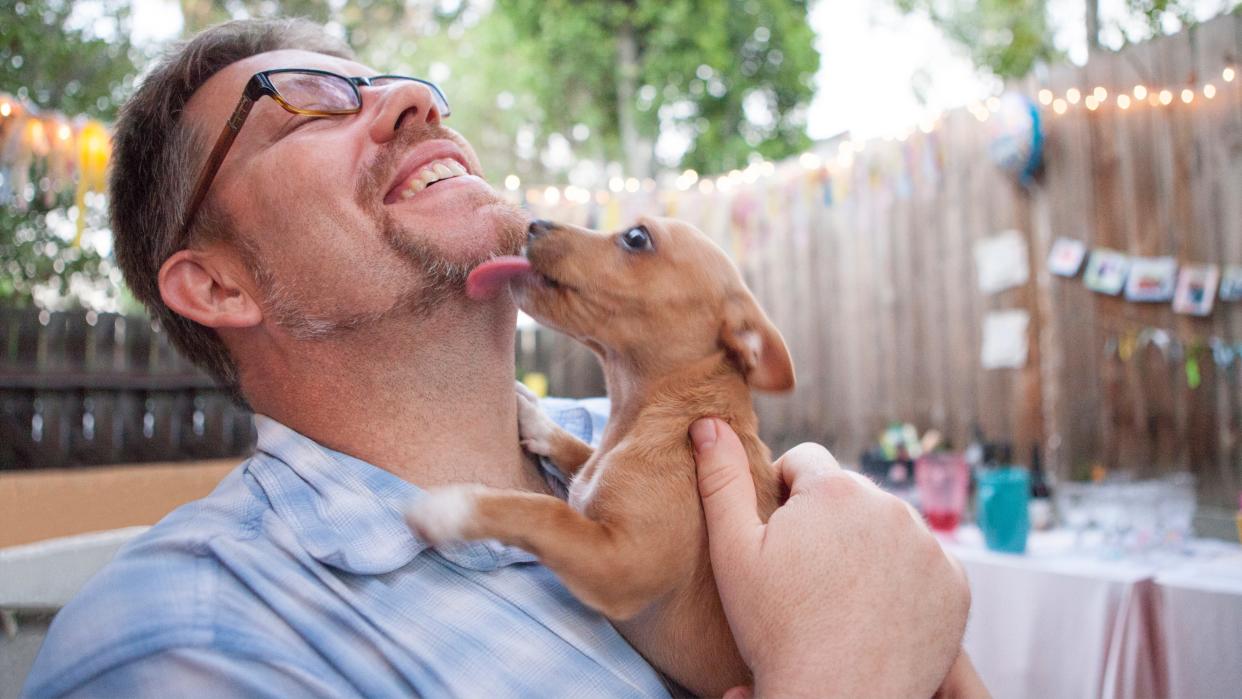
[[566, 433, 692, 514], [567, 459, 606, 512]]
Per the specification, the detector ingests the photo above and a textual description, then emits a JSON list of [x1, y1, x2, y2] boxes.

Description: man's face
[[184, 48, 526, 337]]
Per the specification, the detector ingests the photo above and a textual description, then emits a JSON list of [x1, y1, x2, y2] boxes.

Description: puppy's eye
[[619, 225, 653, 252]]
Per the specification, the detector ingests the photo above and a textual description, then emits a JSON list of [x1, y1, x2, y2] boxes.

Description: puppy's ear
[[719, 292, 795, 392]]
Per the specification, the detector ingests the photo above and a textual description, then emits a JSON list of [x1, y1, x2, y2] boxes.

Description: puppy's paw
[[405, 485, 485, 546], [516, 386, 559, 457]]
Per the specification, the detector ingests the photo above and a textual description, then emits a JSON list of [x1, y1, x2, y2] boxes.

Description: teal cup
[[976, 467, 1030, 553]]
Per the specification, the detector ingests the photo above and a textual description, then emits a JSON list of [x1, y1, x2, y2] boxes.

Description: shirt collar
[[246, 398, 598, 576]]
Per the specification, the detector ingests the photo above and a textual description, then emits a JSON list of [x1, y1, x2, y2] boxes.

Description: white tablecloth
[[941, 527, 1242, 699]]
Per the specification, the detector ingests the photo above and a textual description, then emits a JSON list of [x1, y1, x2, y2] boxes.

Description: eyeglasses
[[177, 68, 451, 240]]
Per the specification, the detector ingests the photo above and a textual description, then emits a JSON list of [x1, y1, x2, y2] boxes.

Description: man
[[24, 18, 974, 698]]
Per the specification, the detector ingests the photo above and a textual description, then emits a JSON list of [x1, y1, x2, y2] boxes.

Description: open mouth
[[394, 157, 469, 200]]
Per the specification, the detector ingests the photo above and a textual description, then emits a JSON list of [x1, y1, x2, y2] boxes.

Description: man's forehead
[[224, 48, 374, 81], [186, 49, 375, 129]]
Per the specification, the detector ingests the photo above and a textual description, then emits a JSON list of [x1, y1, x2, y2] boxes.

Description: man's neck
[[241, 298, 550, 494]]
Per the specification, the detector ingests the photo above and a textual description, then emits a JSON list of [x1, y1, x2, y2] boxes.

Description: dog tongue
[[466, 256, 533, 300]]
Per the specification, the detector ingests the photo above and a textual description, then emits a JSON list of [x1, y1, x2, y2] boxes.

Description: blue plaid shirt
[[23, 398, 673, 698]]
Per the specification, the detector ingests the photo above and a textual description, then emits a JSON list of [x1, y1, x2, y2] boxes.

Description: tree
[[489, 0, 820, 177], [0, 0, 140, 309], [892, 0, 1059, 79]]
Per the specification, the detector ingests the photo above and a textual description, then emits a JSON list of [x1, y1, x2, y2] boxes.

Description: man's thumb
[[690, 418, 763, 558]]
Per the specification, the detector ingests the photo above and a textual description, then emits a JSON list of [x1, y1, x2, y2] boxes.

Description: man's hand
[[690, 418, 971, 699]]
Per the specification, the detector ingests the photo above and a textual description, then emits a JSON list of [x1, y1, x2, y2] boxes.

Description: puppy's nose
[[528, 219, 555, 239]]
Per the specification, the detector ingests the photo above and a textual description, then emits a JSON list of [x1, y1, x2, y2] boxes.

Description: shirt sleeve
[[54, 647, 353, 699]]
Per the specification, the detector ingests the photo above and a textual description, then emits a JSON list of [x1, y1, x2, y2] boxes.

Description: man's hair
[[109, 18, 353, 396]]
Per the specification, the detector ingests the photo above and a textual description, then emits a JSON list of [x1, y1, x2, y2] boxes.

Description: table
[[1153, 542, 1242, 699], [941, 527, 1242, 699]]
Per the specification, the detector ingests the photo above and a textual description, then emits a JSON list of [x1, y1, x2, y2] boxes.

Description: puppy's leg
[[516, 384, 593, 478], [407, 486, 668, 619]]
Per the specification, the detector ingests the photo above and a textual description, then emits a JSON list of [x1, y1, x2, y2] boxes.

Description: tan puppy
[[408, 216, 791, 695]]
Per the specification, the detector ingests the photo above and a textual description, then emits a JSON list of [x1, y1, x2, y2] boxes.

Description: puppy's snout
[[528, 219, 555, 240]]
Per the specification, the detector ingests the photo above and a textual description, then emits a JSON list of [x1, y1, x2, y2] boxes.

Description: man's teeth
[[399, 159, 468, 199]]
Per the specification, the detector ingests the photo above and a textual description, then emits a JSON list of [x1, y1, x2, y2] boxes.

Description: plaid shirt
[[23, 398, 673, 698]]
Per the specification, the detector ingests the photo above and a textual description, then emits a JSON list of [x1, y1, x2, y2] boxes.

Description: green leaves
[[0, 0, 139, 120], [488, 0, 820, 176]]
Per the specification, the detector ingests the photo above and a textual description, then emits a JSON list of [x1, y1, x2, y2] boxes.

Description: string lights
[[1035, 64, 1236, 116]]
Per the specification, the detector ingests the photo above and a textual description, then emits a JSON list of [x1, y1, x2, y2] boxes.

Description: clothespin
[[1210, 337, 1236, 368]]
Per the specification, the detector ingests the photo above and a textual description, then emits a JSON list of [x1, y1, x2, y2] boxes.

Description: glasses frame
[[177, 68, 450, 241]]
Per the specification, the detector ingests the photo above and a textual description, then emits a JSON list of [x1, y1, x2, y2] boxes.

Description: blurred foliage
[[892, 0, 1059, 78], [892, 0, 1220, 79], [489, 0, 820, 176], [1, 0, 140, 120], [0, 0, 140, 309]]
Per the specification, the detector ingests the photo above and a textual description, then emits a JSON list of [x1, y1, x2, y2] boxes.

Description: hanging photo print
[[1083, 249, 1130, 295], [1048, 238, 1087, 277], [981, 310, 1031, 369], [1219, 265, 1242, 302], [1172, 264, 1220, 316], [1124, 257, 1178, 302], [974, 229, 1030, 294]]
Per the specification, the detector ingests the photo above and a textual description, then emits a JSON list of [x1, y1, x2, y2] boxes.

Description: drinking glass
[[977, 468, 1030, 553], [915, 453, 969, 533]]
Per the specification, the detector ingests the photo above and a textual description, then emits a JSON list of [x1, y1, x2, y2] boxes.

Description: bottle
[[1028, 444, 1053, 530], [965, 424, 985, 471]]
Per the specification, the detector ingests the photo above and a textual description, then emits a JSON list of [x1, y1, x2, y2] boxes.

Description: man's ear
[[719, 291, 795, 392], [158, 248, 263, 329]]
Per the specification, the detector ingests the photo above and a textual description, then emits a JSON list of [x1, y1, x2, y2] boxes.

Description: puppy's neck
[[599, 349, 757, 449]]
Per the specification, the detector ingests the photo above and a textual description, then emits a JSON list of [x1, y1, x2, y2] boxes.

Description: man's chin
[[474, 195, 529, 258]]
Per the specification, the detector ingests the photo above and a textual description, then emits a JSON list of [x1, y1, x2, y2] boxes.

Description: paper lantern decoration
[[987, 92, 1044, 186], [73, 120, 111, 244]]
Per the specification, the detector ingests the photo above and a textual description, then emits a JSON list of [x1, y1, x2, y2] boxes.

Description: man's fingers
[[774, 442, 841, 497], [690, 418, 763, 559]]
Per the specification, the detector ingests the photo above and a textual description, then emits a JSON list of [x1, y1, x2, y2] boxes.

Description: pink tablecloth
[[941, 528, 1242, 699], [1154, 545, 1242, 699]]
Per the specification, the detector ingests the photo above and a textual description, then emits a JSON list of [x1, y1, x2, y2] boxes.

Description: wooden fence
[[0, 309, 255, 469], [524, 14, 1242, 521], [0, 307, 600, 470]]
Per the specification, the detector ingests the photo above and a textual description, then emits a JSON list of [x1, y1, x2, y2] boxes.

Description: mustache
[[355, 122, 461, 210]]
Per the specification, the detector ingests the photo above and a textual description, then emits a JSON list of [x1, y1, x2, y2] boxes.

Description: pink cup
[[915, 453, 969, 532]]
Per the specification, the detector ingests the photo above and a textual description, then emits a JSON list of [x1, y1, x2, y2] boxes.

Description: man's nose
[[368, 81, 443, 143]]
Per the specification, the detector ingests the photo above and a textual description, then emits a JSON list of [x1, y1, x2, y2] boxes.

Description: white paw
[[404, 485, 483, 546], [516, 385, 558, 457]]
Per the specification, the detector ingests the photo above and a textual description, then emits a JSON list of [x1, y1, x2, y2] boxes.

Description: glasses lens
[[369, 76, 452, 117], [268, 71, 359, 113]]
